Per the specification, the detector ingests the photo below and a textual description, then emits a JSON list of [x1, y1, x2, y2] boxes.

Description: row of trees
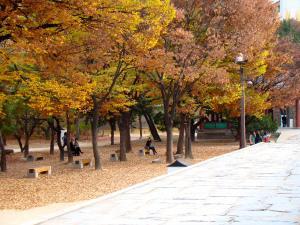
[[0, 0, 299, 171]]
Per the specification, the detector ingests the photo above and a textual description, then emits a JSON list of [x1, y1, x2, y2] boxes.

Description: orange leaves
[[23, 75, 94, 117], [0, 0, 284, 124]]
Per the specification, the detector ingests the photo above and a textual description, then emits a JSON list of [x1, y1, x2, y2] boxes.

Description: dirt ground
[[0, 138, 239, 210]]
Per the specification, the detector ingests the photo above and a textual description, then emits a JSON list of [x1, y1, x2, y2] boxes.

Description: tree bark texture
[[22, 112, 40, 158], [176, 114, 185, 155], [123, 111, 132, 153], [165, 118, 174, 163], [23, 114, 30, 157], [50, 126, 55, 155], [41, 125, 50, 140], [109, 118, 116, 145], [0, 130, 7, 172], [185, 118, 193, 159], [143, 112, 161, 141], [50, 118, 64, 161], [2, 134, 6, 146], [118, 116, 127, 161], [23, 136, 29, 158], [91, 98, 102, 170], [139, 114, 142, 139], [14, 134, 24, 153]]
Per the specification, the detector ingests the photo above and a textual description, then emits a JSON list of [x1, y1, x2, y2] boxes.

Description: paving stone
[[36, 129, 300, 225]]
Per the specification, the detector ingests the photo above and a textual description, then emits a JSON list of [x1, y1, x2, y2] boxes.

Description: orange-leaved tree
[[138, 10, 205, 163], [23, 73, 94, 162]]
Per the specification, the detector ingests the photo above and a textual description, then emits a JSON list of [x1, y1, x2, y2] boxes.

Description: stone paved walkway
[[7, 135, 141, 153], [33, 129, 300, 225]]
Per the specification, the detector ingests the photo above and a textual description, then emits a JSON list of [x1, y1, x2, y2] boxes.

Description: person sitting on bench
[[145, 137, 157, 155], [74, 138, 83, 156], [70, 138, 76, 155]]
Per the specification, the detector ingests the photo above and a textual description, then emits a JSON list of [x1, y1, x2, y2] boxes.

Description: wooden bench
[[36, 156, 44, 161], [152, 158, 162, 164], [74, 159, 92, 169], [26, 155, 44, 161], [28, 166, 51, 178], [3, 149, 14, 155]]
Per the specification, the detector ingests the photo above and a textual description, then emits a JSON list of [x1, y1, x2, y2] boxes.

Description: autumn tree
[[24, 75, 93, 162], [266, 19, 300, 108], [139, 10, 205, 163], [0, 93, 7, 171], [0, 0, 91, 160], [78, 0, 175, 169]]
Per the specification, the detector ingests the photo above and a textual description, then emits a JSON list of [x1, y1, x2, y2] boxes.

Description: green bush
[[247, 116, 278, 133]]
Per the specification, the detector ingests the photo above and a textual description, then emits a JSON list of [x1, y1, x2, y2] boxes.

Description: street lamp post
[[235, 53, 247, 149]]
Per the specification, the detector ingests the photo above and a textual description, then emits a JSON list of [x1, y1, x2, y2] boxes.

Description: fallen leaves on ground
[[0, 138, 238, 210]]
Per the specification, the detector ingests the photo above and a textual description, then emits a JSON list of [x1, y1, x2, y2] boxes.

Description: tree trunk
[[185, 118, 193, 159], [139, 114, 142, 139], [15, 134, 24, 153], [23, 136, 29, 158], [91, 98, 101, 170], [109, 118, 116, 145], [51, 118, 64, 161], [41, 126, 51, 140], [57, 128, 64, 161], [75, 116, 80, 140], [22, 114, 39, 158], [118, 117, 127, 161], [165, 118, 174, 163], [176, 114, 185, 155], [50, 126, 55, 155], [123, 111, 132, 153], [66, 111, 73, 163], [0, 130, 7, 172], [144, 112, 161, 141], [2, 134, 6, 146], [23, 113, 29, 157]]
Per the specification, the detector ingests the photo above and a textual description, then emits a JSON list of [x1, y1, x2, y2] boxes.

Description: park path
[[29, 129, 300, 225], [6, 135, 141, 153]]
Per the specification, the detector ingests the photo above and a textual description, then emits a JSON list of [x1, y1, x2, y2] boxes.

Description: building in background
[[271, 0, 300, 128], [273, 0, 300, 21]]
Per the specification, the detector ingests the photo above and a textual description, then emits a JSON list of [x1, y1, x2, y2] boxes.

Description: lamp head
[[247, 80, 253, 86], [235, 53, 247, 64]]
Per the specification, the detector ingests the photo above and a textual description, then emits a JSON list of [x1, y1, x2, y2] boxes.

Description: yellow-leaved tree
[[23, 74, 94, 162]]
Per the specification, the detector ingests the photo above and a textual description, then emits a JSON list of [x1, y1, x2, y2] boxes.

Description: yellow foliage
[[0, 93, 6, 118], [22, 75, 94, 117]]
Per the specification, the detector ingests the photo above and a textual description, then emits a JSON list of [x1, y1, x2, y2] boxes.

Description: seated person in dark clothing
[[254, 131, 262, 144], [74, 138, 83, 156], [70, 139, 76, 155], [145, 137, 157, 155]]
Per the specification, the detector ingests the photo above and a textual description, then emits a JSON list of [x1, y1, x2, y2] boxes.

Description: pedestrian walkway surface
[[34, 129, 300, 225], [7, 135, 140, 153]]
